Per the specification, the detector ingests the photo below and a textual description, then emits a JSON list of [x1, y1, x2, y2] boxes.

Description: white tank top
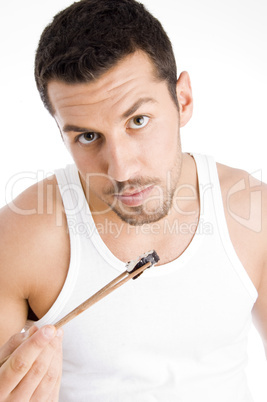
[[36, 153, 258, 402]]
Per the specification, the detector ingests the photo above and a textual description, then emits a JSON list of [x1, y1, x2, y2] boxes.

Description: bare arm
[[0, 201, 31, 345], [0, 176, 69, 399], [218, 163, 267, 355], [245, 181, 267, 356], [253, 260, 267, 358], [252, 185, 267, 357]]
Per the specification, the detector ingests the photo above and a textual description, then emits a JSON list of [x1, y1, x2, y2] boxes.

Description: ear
[[176, 71, 193, 127]]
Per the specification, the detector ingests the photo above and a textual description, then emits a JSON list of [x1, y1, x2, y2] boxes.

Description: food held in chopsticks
[[126, 249, 160, 278]]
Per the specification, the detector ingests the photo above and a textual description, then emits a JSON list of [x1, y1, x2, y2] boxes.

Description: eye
[[77, 132, 100, 144], [127, 115, 149, 129]]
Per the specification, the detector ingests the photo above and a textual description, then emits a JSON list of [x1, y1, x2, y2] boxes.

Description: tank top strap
[[34, 165, 82, 327], [54, 164, 87, 227], [191, 153, 216, 223], [192, 153, 258, 301]]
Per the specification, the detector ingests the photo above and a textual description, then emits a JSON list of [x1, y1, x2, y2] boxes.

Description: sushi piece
[[126, 250, 160, 279]]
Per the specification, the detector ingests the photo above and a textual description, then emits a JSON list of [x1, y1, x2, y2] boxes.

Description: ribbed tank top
[[36, 153, 258, 402]]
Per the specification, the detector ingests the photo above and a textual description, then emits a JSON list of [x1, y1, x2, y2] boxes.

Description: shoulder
[[0, 174, 67, 249], [216, 162, 267, 290], [0, 175, 70, 320], [216, 162, 266, 233]]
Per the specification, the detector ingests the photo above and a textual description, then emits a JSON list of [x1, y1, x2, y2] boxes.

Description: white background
[[0, 0, 266, 399]]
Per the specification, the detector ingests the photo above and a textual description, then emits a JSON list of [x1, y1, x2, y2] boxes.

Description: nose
[[104, 136, 139, 182]]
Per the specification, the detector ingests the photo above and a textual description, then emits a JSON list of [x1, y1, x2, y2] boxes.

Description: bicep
[[0, 207, 29, 345], [0, 291, 28, 347]]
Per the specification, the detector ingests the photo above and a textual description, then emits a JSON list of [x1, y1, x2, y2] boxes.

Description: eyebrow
[[121, 97, 157, 119], [62, 97, 157, 134], [62, 124, 92, 134]]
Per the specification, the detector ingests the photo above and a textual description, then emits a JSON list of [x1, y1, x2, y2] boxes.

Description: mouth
[[114, 185, 154, 207]]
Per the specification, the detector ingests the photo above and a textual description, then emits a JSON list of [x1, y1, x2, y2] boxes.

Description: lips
[[114, 185, 154, 207]]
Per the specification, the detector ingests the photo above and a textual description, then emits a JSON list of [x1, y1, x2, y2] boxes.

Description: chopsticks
[[54, 261, 152, 328], [0, 261, 152, 367]]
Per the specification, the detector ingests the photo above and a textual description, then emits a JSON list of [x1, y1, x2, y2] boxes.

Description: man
[[0, 0, 266, 400]]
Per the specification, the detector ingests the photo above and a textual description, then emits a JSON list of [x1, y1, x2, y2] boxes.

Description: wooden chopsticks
[[54, 261, 151, 328], [0, 261, 152, 367]]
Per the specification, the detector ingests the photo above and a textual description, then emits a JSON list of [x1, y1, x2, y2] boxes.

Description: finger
[[0, 326, 57, 397], [30, 329, 63, 402], [47, 371, 62, 402], [14, 329, 63, 402], [0, 326, 38, 362]]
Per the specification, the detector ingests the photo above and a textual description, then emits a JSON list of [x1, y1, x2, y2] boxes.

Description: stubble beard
[[109, 195, 174, 226], [105, 153, 182, 227]]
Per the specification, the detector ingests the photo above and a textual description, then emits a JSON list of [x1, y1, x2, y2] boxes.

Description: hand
[[0, 325, 63, 401]]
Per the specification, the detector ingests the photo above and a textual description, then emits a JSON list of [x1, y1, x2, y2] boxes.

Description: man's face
[[48, 51, 183, 225]]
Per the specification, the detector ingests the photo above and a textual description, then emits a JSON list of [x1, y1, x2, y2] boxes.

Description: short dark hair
[[35, 0, 178, 114]]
